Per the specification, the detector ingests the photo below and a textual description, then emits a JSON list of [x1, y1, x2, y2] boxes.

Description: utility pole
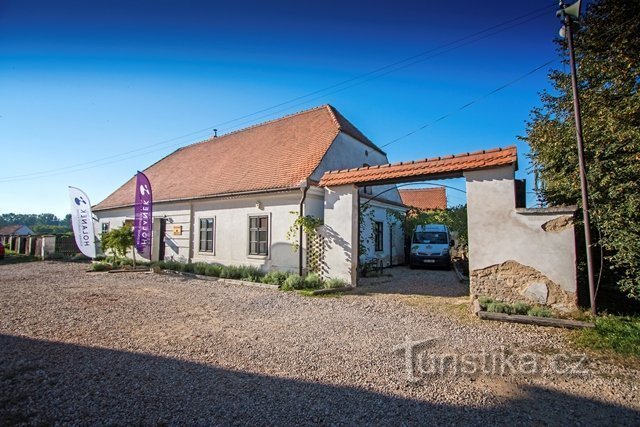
[[558, 0, 597, 315]]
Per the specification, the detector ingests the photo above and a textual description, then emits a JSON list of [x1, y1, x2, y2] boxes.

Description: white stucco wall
[[359, 200, 406, 267], [465, 165, 577, 294], [311, 132, 402, 204], [321, 185, 358, 285], [190, 191, 304, 271], [95, 191, 311, 272]]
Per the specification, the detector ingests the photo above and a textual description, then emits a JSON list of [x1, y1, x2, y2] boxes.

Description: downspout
[[188, 201, 194, 263], [389, 226, 393, 268], [298, 180, 309, 276]]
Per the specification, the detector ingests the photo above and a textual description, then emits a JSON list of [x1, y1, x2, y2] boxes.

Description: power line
[[380, 58, 557, 148], [0, 3, 556, 183]]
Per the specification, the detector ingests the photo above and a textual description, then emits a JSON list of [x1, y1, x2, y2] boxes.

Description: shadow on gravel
[[1, 334, 638, 425], [356, 267, 469, 298]]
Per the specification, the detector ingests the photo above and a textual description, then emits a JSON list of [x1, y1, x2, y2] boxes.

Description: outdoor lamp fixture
[[557, 0, 596, 315], [255, 201, 263, 210]]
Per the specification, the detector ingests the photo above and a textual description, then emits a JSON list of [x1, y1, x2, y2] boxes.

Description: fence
[[0, 234, 79, 259]]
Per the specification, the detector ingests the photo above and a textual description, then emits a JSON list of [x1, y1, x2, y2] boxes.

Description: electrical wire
[[380, 59, 556, 148], [0, 3, 557, 183]]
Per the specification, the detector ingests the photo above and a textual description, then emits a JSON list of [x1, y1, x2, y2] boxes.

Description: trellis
[[306, 232, 326, 277]]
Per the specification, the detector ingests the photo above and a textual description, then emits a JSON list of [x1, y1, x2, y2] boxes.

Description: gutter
[[298, 180, 309, 276], [93, 186, 301, 212]]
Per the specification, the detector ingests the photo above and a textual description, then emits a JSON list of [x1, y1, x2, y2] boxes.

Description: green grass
[[298, 289, 344, 298], [574, 315, 640, 357]]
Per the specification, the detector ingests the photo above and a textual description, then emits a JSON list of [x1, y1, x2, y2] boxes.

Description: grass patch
[[574, 315, 640, 357], [298, 289, 344, 298]]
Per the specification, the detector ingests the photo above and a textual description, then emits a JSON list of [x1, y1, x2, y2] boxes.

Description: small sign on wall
[[172, 225, 182, 236]]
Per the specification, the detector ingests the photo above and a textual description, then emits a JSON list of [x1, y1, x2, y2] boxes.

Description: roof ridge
[[324, 105, 386, 156], [177, 104, 333, 152]]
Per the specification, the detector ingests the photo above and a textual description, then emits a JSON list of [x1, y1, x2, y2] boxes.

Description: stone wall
[[471, 260, 576, 310]]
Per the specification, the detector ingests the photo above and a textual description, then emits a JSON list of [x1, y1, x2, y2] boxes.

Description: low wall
[[465, 166, 578, 310]]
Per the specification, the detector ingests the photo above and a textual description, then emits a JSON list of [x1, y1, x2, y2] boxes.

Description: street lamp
[[557, 0, 597, 315]]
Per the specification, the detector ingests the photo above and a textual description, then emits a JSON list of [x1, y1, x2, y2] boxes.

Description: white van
[[409, 224, 453, 268]]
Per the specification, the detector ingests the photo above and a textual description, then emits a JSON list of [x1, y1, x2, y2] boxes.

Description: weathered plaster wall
[[465, 165, 577, 309]]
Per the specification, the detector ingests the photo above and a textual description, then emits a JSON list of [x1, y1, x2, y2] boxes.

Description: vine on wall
[[285, 212, 323, 253]]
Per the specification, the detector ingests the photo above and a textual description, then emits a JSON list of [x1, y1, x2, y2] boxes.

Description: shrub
[[192, 263, 208, 275], [119, 258, 134, 267], [304, 273, 323, 289], [92, 262, 112, 272], [486, 302, 513, 315], [324, 278, 347, 289], [151, 260, 166, 270], [527, 306, 553, 318], [94, 254, 107, 261], [205, 264, 223, 277], [182, 263, 195, 273], [281, 274, 305, 291], [240, 266, 265, 281], [219, 265, 264, 281], [220, 265, 242, 279], [263, 271, 290, 286], [478, 296, 494, 310], [511, 302, 531, 315], [163, 260, 182, 271], [47, 252, 65, 260], [70, 253, 90, 262]]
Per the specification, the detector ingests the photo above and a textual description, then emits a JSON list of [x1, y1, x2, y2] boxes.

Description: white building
[[94, 105, 406, 275]]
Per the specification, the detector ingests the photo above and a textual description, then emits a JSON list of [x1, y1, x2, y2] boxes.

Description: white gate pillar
[[321, 184, 358, 286]]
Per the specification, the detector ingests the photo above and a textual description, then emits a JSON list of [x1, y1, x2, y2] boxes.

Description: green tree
[[101, 224, 135, 265], [521, 0, 640, 299]]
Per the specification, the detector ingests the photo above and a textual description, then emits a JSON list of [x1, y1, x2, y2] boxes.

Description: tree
[[101, 224, 135, 265], [521, 0, 640, 299]]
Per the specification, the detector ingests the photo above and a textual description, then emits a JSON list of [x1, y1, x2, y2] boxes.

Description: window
[[101, 223, 110, 233], [249, 216, 269, 256], [374, 221, 384, 252], [199, 218, 214, 252], [412, 232, 447, 244]]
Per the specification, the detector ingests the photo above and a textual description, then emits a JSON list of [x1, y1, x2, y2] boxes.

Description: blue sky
[[0, 0, 578, 217]]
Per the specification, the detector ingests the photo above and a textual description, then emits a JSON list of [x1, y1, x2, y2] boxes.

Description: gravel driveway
[[1, 262, 638, 425]]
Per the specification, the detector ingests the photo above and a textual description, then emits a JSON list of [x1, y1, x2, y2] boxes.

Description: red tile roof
[[319, 146, 517, 187], [399, 187, 447, 210], [94, 105, 383, 211]]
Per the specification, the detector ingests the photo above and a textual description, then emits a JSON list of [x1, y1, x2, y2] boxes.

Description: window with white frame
[[199, 218, 214, 252], [101, 223, 110, 233], [249, 216, 269, 256]]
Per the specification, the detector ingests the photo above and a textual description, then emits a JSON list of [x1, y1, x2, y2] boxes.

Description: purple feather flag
[[134, 172, 153, 259]]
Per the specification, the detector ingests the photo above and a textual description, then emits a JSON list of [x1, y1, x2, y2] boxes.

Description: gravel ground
[[1, 262, 638, 425]]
